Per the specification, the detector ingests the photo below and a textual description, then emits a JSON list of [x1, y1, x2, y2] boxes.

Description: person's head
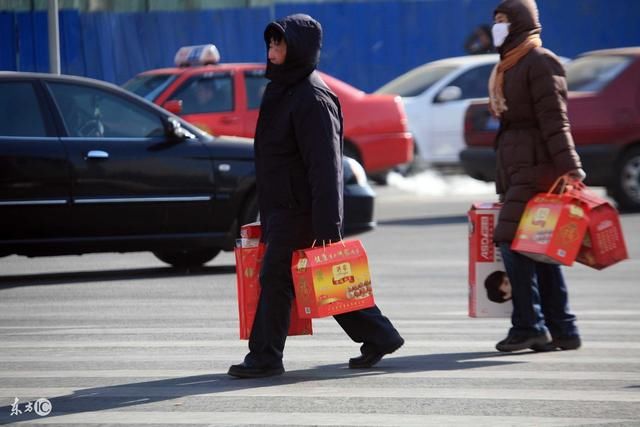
[[477, 25, 493, 47], [195, 82, 214, 105], [266, 28, 287, 65], [263, 14, 322, 85], [484, 270, 512, 303], [492, 0, 541, 52]]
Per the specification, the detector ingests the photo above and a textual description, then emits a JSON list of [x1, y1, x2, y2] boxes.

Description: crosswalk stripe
[[0, 369, 638, 380], [2, 386, 639, 402], [2, 411, 632, 426]]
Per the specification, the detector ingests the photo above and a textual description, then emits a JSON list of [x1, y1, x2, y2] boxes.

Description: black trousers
[[244, 240, 403, 368]]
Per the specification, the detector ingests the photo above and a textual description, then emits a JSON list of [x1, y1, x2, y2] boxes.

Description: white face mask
[[492, 22, 510, 47]]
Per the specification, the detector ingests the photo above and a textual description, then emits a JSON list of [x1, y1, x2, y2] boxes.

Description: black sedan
[[0, 72, 375, 268]]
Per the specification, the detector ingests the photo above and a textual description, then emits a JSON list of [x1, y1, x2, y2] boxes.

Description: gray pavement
[[0, 185, 639, 426]]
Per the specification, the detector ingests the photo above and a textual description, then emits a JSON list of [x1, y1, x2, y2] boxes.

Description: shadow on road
[[378, 215, 468, 227], [0, 351, 519, 424], [0, 265, 236, 289]]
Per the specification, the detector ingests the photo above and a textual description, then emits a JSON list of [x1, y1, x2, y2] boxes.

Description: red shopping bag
[[511, 179, 589, 266], [568, 185, 628, 269], [291, 240, 375, 318], [234, 223, 312, 339]]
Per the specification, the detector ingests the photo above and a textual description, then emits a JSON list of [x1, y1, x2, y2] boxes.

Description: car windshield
[[123, 74, 177, 101], [565, 55, 632, 92], [375, 64, 458, 97]]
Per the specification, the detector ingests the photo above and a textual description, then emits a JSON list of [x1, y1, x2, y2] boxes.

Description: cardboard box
[[234, 223, 312, 339], [468, 202, 512, 318], [511, 193, 588, 265], [291, 240, 375, 318]]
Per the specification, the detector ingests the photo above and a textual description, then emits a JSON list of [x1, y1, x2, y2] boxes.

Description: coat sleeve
[[529, 53, 582, 176], [293, 91, 344, 241]]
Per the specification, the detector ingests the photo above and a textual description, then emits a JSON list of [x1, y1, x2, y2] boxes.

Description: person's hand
[[566, 168, 587, 182]]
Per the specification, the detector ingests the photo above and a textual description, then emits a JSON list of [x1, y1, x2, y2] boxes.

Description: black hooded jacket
[[254, 14, 344, 244]]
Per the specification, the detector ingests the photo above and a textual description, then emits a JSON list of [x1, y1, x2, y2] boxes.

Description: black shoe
[[532, 334, 582, 352], [496, 332, 551, 352], [349, 337, 404, 369], [553, 334, 581, 350], [227, 362, 284, 379]]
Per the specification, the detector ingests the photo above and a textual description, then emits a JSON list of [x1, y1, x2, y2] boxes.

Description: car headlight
[[345, 156, 368, 186]]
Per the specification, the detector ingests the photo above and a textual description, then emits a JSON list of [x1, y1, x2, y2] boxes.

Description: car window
[[244, 70, 268, 110], [442, 63, 494, 101], [565, 55, 632, 92], [0, 82, 47, 137], [122, 74, 177, 101], [170, 74, 233, 114], [375, 64, 458, 97], [48, 82, 165, 138]]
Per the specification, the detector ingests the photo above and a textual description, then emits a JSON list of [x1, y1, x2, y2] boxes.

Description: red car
[[124, 45, 413, 180], [460, 47, 640, 211]]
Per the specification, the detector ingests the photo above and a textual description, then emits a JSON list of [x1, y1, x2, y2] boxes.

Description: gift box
[[569, 186, 628, 269], [234, 223, 312, 339], [512, 190, 589, 266], [468, 202, 512, 318], [291, 240, 375, 318]]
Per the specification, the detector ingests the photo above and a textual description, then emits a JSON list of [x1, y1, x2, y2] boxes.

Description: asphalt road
[[1, 184, 639, 426]]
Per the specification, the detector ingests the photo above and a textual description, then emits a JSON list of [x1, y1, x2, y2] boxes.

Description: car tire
[[610, 146, 640, 212], [153, 248, 220, 269]]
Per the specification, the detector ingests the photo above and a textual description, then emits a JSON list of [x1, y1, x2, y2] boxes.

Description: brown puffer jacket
[[493, 0, 582, 243]]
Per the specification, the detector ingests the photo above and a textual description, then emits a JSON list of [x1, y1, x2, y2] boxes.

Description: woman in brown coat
[[489, 0, 586, 352]]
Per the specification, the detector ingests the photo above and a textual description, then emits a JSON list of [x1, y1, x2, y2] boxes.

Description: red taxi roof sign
[[174, 44, 220, 67]]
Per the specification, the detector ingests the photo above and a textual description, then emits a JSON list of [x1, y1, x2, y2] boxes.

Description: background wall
[[1, 0, 639, 92]]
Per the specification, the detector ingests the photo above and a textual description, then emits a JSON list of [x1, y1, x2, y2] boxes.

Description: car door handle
[[85, 150, 109, 160]]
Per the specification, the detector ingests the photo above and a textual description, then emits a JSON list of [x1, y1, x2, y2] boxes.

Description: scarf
[[488, 34, 542, 117]]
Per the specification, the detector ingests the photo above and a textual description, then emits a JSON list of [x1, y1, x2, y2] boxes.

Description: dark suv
[[0, 72, 375, 268]]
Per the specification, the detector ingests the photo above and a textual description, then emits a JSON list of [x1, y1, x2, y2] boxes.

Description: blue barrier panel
[[0, 12, 16, 70], [81, 13, 117, 82], [99, 8, 270, 84], [16, 11, 50, 72], [275, 0, 498, 91], [60, 10, 85, 77], [539, 0, 640, 58], [79, 13, 104, 80], [4, 1, 640, 90]]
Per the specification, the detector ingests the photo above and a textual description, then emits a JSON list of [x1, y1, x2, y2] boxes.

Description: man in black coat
[[228, 14, 404, 379]]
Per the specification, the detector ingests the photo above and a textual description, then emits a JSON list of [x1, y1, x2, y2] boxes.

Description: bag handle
[[547, 176, 568, 195], [311, 231, 346, 250]]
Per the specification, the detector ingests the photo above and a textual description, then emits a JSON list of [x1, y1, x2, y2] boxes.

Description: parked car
[[375, 54, 499, 169], [460, 47, 640, 211], [123, 45, 413, 181], [0, 72, 376, 268]]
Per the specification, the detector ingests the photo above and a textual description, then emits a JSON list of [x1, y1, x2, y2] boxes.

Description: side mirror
[[166, 117, 195, 140], [436, 86, 462, 103], [163, 99, 183, 115]]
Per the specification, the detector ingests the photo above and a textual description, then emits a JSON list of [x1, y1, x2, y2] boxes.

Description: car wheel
[[369, 170, 389, 185], [610, 146, 640, 212], [153, 248, 221, 269], [394, 143, 423, 177]]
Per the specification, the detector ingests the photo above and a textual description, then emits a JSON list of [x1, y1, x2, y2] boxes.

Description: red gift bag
[[234, 223, 312, 340], [291, 240, 375, 318], [511, 179, 589, 266], [568, 184, 628, 269]]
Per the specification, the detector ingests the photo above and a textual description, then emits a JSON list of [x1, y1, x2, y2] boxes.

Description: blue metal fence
[[1, 1, 639, 92]]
